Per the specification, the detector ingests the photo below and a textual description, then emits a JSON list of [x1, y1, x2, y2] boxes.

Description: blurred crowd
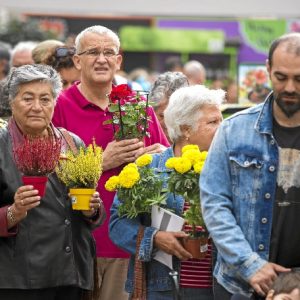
[[0, 37, 239, 121], [1, 27, 299, 300]]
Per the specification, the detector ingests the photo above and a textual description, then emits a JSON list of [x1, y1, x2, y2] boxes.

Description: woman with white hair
[[110, 84, 224, 299]]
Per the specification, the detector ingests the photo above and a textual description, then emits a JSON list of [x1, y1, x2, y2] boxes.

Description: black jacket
[[0, 128, 104, 290]]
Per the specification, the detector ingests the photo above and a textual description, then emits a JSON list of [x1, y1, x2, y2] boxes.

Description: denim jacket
[[200, 93, 278, 295], [109, 147, 184, 293]]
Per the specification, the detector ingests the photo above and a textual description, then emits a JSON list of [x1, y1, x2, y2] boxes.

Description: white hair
[[11, 41, 37, 59], [75, 25, 120, 53], [164, 85, 225, 142]]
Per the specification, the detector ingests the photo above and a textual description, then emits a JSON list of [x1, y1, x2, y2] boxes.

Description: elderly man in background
[[11, 41, 37, 67], [183, 60, 206, 85], [52, 25, 169, 300], [200, 32, 300, 299]]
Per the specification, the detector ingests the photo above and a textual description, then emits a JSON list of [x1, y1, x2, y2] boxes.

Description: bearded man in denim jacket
[[201, 33, 300, 300]]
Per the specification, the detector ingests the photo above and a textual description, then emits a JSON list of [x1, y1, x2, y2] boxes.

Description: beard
[[274, 91, 300, 118]]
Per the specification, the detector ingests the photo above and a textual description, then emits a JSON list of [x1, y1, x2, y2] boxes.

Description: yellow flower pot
[[69, 188, 95, 210]]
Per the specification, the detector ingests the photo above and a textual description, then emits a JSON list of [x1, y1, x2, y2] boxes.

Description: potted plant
[[56, 141, 103, 210], [103, 84, 151, 140], [165, 144, 209, 259], [13, 135, 62, 197], [105, 153, 166, 218]]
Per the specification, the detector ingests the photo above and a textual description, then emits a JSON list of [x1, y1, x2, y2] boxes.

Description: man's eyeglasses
[[55, 47, 76, 58], [77, 48, 118, 59]]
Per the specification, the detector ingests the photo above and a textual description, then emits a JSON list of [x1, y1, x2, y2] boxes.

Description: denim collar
[[254, 92, 274, 136], [155, 147, 174, 172]]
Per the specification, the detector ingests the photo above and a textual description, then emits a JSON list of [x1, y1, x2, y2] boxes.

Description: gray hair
[[11, 41, 37, 59], [149, 71, 189, 107], [164, 85, 225, 142], [75, 25, 120, 53], [5, 64, 62, 103]]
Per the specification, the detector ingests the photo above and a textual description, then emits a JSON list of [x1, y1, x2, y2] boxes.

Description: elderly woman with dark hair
[[149, 71, 189, 141], [0, 64, 105, 300], [110, 85, 225, 300]]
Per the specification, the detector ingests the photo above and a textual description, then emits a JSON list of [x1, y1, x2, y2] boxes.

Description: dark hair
[[0, 42, 11, 78], [45, 46, 76, 71], [268, 33, 300, 68], [272, 272, 300, 296], [0, 42, 11, 61], [165, 56, 183, 72]]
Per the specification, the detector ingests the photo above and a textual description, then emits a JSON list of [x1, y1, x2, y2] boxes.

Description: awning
[[120, 26, 225, 53]]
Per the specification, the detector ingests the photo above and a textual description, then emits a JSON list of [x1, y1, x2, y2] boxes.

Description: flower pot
[[22, 175, 48, 197], [69, 188, 95, 210], [182, 235, 209, 259]]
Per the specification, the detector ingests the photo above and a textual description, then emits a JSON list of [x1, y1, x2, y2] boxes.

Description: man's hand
[[153, 231, 192, 260], [135, 143, 167, 159], [103, 139, 144, 171], [249, 262, 290, 296]]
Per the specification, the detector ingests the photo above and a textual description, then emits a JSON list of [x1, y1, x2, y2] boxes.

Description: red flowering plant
[[13, 135, 62, 176], [104, 84, 151, 140]]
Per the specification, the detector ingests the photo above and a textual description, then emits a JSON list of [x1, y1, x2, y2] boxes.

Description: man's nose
[[285, 79, 296, 93], [96, 52, 107, 62]]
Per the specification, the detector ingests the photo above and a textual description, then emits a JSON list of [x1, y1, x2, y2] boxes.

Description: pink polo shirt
[[52, 82, 169, 258]]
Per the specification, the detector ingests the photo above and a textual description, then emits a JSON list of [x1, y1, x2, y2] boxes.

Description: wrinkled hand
[[154, 231, 192, 260], [135, 143, 167, 159], [12, 185, 41, 222], [103, 139, 144, 171], [81, 191, 103, 218], [249, 262, 290, 296]]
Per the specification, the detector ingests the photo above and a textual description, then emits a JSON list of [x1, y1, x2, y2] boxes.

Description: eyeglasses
[[55, 47, 76, 58], [77, 48, 118, 59]]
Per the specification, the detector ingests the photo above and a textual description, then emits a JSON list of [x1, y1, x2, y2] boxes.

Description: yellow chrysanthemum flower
[[173, 157, 192, 174], [105, 176, 120, 192], [182, 144, 199, 154], [199, 151, 208, 162], [135, 154, 153, 167], [182, 149, 201, 165], [119, 168, 140, 188], [123, 163, 138, 171], [165, 157, 178, 169], [193, 162, 205, 174]]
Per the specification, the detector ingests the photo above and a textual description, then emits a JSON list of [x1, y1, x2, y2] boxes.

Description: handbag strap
[[132, 226, 146, 300], [58, 127, 78, 155]]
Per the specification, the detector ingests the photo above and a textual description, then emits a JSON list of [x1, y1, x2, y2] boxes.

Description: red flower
[[109, 84, 133, 103], [13, 135, 62, 176], [106, 84, 150, 140]]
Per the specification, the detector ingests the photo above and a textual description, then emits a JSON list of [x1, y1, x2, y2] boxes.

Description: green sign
[[241, 19, 286, 54], [120, 26, 224, 53]]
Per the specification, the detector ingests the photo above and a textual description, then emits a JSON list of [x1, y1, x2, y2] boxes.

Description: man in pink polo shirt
[[52, 25, 169, 300]]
